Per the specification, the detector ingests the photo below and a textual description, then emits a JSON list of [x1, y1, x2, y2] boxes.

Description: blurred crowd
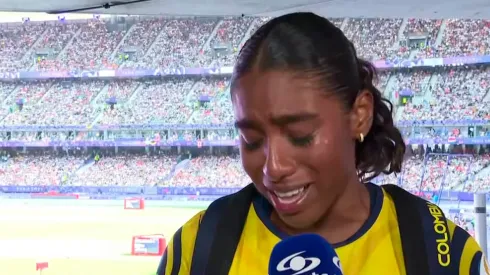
[[0, 67, 488, 126], [376, 153, 490, 192], [0, 151, 488, 191], [0, 17, 488, 125], [0, 16, 488, 191], [399, 67, 490, 121], [0, 17, 488, 71]]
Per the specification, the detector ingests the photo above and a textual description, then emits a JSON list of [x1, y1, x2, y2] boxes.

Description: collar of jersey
[[252, 182, 384, 248]]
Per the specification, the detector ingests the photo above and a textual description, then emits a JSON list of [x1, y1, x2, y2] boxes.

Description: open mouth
[[269, 184, 311, 214]]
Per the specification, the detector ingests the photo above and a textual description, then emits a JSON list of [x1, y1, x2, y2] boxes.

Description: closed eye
[[289, 135, 314, 147], [243, 139, 263, 151]]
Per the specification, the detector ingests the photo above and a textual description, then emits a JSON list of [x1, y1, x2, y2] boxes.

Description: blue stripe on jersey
[[171, 227, 183, 275], [451, 225, 469, 272], [156, 248, 167, 275], [470, 251, 482, 275]]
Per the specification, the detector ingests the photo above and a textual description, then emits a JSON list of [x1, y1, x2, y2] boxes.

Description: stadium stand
[[0, 17, 486, 71], [0, 16, 489, 195]]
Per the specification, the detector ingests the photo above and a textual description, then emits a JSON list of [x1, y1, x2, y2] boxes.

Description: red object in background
[[124, 198, 145, 210], [36, 261, 49, 271], [131, 235, 167, 256]]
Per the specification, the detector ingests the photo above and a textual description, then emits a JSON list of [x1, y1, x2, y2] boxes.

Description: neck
[[317, 179, 371, 244]]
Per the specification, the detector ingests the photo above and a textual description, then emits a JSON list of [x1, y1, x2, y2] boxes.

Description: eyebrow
[[234, 112, 318, 130]]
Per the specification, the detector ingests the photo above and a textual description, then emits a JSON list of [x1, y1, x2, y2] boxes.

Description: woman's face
[[232, 70, 369, 230]]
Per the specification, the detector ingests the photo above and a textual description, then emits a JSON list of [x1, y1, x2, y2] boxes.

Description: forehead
[[231, 70, 340, 122]]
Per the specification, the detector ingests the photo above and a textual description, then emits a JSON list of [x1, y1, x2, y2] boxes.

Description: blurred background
[[0, 0, 488, 274]]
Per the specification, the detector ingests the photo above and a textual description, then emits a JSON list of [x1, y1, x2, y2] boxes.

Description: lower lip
[[269, 185, 310, 214]]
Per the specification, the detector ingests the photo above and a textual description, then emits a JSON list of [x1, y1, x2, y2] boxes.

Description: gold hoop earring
[[359, 133, 364, 143]]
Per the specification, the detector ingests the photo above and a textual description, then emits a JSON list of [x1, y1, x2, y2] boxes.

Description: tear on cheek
[[317, 137, 330, 146]]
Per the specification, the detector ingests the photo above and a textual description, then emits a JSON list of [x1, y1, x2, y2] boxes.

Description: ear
[[349, 89, 374, 141]]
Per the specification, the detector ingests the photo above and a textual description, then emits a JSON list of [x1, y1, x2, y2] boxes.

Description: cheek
[[308, 129, 355, 182], [305, 138, 335, 170]]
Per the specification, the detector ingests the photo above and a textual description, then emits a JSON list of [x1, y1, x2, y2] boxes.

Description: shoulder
[[179, 209, 206, 261], [158, 185, 257, 275], [381, 185, 487, 274], [180, 184, 255, 237], [447, 219, 488, 275], [177, 209, 206, 247], [185, 209, 206, 231], [157, 210, 205, 275], [167, 209, 206, 259]]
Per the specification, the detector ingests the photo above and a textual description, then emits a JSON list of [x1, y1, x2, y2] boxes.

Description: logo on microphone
[[276, 251, 321, 275]]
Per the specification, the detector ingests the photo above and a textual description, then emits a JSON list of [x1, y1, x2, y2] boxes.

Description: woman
[[158, 12, 488, 275]]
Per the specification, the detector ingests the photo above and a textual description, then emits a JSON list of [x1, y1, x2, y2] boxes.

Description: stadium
[[0, 0, 489, 274]]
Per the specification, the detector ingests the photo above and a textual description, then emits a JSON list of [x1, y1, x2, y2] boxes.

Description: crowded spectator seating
[[1, 66, 488, 127], [68, 153, 177, 186], [2, 80, 104, 125], [33, 20, 126, 72], [127, 19, 218, 69], [355, 153, 490, 192], [169, 155, 250, 187], [417, 19, 490, 58], [0, 17, 488, 126], [207, 17, 254, 66], [96, 79, 194, 125], [398, 66, 490, 121], [0, 154, 82, 186], [0, 151, 488, 192], [114, 19, 167, 68], [0, 23, 45, 72], [0, 16, 488, 192], [0, 17, 489, 72], [343, 18, 403, 61]]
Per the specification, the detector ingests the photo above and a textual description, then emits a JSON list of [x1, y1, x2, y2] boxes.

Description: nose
[[262, 137, 296, 183]]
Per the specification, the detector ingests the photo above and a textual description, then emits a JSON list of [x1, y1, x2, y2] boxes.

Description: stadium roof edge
[[1, 0, 490, 19]]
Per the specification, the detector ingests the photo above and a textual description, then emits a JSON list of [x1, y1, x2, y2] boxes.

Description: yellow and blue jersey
[[160, 183, 489, 275]]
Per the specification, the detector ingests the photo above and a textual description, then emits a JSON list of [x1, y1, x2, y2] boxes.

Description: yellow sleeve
[[447, 220, 490, 275], [157, 210, 205, 275]]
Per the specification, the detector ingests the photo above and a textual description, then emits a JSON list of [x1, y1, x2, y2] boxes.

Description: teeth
[[274, 187, 305, 198]]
